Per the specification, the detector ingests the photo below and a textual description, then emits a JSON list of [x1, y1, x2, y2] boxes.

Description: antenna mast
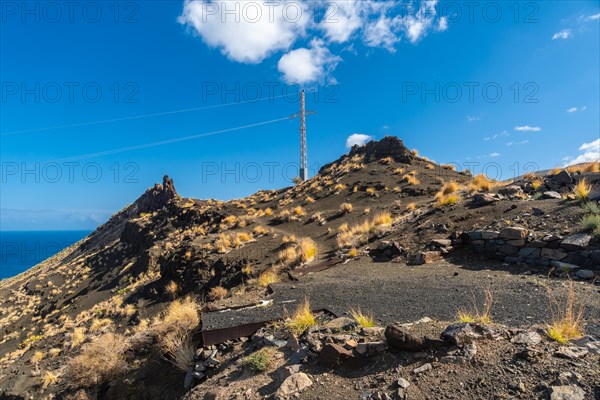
[[299, 90, 307, 181], [289, 89, 316, 182]]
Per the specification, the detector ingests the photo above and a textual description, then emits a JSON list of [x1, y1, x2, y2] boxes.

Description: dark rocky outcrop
[[349, 136, 413, 163]]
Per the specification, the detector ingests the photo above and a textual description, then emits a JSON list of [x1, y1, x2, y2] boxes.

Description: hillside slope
[[1, 136, 599, 399]]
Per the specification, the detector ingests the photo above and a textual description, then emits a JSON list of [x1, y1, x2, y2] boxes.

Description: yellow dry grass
[[65, 333, 128, 388], [350, 307, 375, 328], [457, 289, 494, 324], [546, 279, 585, 343], [469, 174, 495, 192], [285, 299, 316, 335], [573, 178, 593, 201], [340, 203, 353, 213], [209, 286, 228, 301], [258, 270, 279, 287]]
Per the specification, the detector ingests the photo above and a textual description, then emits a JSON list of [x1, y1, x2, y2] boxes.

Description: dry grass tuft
[[258, 270, 279, 287], [531, 179, 543, 190], [350, 307, 375, 328], [286, 299, 316, 335], [573, 178, 593, 201], [209, 286, 228, 301], [406, 202, 416, 211], [340, 202, 353, 213], [440, 182, 460, 195], [402, 174, 420, 185], [242, 264, 254, 276], [42, 370, 60, 388], [253, 225, 269, 236], [292, 206, 305, 216], [393, 168, 405, 175], [160, 330, 195, 372], [469, 174, 495, 192], [348, 248, 358, 258], [155, 296, 200, 337], [65, 333, 128, 388], [165, 280, 179, 298], [70, 327, 86, 349], [546, 279, 585, 343], [457, 289, 494, 324], [372, 211, 393, 227], [436, 193, 461, 207], [298, 238, 317, 263]]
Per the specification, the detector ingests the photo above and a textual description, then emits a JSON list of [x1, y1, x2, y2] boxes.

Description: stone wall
[[464, 227, 600, 275]]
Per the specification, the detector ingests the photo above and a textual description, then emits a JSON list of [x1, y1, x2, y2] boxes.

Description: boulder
[[499, 227, 528, 240], [431, 238, 452, 248], [413, 251, 443, 265], [276, 372, 313, 398], [549, 385, 585, 400], [542, 191, 563, 200], [542, 248, 568, 261], [472, 193, 500, 205], [575, 270, 595, 279], [550, 170, 573, 185], [550, 261, 579, 271], [355, 341, 388, 357], [555, 347, 588, 360], [385, 324, 424, 351], [412, 363, 432, 374], [511, 331, 542, 345], [560, 234, 592, 251], [441, 323, 499, 346], [324, 317, 356, 332], [318, 343, 353, 368], [498, 185, 524, 197]]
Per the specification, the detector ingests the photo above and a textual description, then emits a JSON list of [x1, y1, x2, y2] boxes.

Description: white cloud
[[178, 0, 309, 64], [437, 16, 448, 31], [552, 29, 572, 40], [278, 39, 341, 84], [346, 133, 374, 148], [180, 0, 450, 81], [364, 16, 400, 51], [398, 0, 440, 43], [587, 13, 600, 20], [490, 152, 500, 157], [514, 125, 541, 132], [467, 115, 479, 122], [566, 106, 586, 113], [321, 1, 364, 43], [507, 140, 529, 146], [565, 138, 600, 166]]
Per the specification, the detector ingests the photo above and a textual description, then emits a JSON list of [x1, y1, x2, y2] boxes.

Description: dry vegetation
[[285, 299, 316, 336], [65, 333, 128, 388], [546, 280, 585, 343], [457, 289, 494, 325]]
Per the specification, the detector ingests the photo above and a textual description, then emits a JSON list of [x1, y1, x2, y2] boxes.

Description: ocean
[[0, 231, 91, 279]]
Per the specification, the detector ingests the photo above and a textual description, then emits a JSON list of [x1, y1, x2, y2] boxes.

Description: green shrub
[[582, 202, 600, 215], [581, 214, 600, 235], [243, 347, 277, 372]]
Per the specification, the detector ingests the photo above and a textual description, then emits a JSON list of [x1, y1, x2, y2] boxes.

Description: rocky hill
[[0, 136, 599, 400]]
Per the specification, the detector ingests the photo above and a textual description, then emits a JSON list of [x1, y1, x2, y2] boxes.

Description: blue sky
[[1, 0, 599, 230]]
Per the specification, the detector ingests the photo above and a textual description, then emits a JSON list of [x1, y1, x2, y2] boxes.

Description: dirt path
[[271, 259, 600, 336]]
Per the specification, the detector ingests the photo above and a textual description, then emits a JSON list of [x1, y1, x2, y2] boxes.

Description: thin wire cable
[[1, 94, 290, 136], [53, 116, 292, 162]]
